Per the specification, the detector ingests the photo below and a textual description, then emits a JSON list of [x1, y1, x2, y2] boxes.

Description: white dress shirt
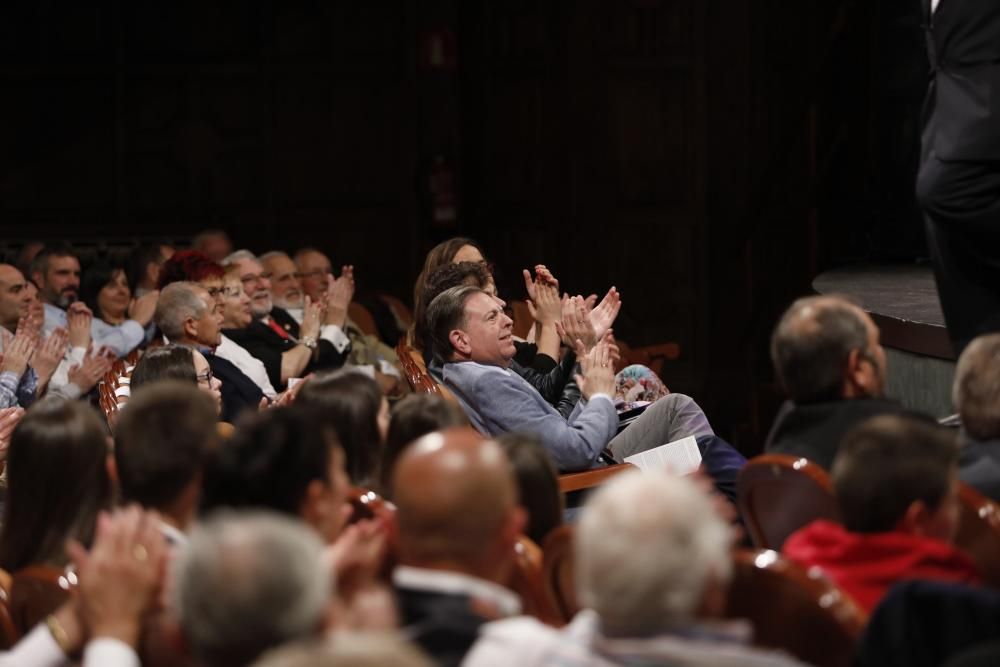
[[0, 624, 139, 667], [393, 565, 522, 618], [214, 334, 278, 398], [43, 304, 144, 359]]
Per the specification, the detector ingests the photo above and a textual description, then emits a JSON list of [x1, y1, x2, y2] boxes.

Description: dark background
[[0, 0, 929, 453]]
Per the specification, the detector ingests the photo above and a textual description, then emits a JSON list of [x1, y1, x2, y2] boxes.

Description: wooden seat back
[[506, 535, 560, 625], [955, 482, 1000, 587], [726, 549, 867, 667], [378, 294, 414, 329], [541, 524, 577, 625], [558, 463, 635, 494], [737, 454, 840, 550], [0, 569, 16, 650], [348, 302, 379, 337], [394, 338, 459, 404], [8, 565, 76, 641]]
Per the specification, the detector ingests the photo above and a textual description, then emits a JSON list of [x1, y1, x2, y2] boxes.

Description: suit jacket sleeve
[[446, 364, 617, 472], [223, 328, 284, 390]]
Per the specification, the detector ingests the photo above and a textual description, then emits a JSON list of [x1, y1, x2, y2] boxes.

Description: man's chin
[[55, 294, 78, 309]]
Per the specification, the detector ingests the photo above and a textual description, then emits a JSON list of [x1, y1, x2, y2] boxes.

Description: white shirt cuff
[[588, 393, 614, 405], [84, 638, 140, 667], [319, 325, 350, 353]]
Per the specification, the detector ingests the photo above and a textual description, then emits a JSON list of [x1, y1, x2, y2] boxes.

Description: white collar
[[393, 565, 521, 617]]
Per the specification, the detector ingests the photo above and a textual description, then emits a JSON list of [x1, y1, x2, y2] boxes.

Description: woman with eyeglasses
[[130, 344, 222, 417]]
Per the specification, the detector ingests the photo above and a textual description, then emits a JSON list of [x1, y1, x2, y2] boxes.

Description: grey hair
[[425, 285, 483, 363], [222, 249, 258, 267], [575, 470, 732, 635], [770, 295, 871, 404], [252, 635, 434, 667], [954, 334, 1000, 440], [258, 251, 291, 264], [154, 281, 209, 342], [173, 511, 332, 667]]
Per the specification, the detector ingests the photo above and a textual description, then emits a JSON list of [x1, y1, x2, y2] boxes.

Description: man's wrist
[[90, 620, 143, 649]]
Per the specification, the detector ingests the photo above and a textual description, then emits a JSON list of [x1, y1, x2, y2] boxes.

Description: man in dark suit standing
[[917, 0, 1000, 354]]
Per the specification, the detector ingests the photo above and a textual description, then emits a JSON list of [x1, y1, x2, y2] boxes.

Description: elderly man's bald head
[[771, 295, 886, 403], [392, 427, 524, 579]]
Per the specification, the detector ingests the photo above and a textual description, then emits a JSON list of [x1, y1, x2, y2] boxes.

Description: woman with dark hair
[[296, 370, 389, 487], [130, 344, 222, 416], [497, 432, 564, 545], [80, 262, 132, 327], [380, 393, 467, 496], [408, 237, 485, 348], [200, 406, 349, 544], [0, 398, 113, 634], [80, 261, 158, 353]]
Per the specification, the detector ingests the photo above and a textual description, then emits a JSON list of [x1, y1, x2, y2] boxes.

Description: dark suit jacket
[[395, 586, 493, 667], [959, 434, 1000, 502], [205, 352, 264, 423], [222, 307, 349, 390], [922, 0, 1000, 161], [764, 398, 916, 470]]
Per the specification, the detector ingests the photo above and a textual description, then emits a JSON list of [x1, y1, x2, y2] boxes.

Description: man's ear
[[896, 499, 931, 536], [842, 348, 866, 397], [30, 271, 44, 289], [146, 261, 160, 287], [299, 479, 327, 531], [449, 329, 470, 357], [181, 316, 199, 341]]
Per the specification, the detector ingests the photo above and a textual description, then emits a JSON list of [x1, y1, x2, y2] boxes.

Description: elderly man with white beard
[[220, 250, 350, 391]]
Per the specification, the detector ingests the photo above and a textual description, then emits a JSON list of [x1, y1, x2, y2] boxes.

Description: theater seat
[[557, 463, 635, 494], [738, 454, 840, 550], [507, 535, 560, 625], [726, 549, 867, 667], [394, 338, 459, 403], [541, 524, 577, 625]]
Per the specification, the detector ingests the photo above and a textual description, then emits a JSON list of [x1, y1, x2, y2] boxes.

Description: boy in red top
[[783, 414, 980, 613]]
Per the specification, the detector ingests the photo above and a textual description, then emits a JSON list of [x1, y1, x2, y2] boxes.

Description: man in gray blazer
[[426, 285, 715, 472]]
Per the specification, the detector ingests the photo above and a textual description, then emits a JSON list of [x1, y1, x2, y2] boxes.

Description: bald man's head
[[0, 264, 34, 332], [392, 427, 524, 580], [771, 295, 886, 403]]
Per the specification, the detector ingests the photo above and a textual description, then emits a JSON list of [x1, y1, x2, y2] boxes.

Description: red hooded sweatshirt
[[783, 520, 981, 613]]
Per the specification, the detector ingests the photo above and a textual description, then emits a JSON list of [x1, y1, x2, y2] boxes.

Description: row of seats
[[737, 453, 1000, 588]]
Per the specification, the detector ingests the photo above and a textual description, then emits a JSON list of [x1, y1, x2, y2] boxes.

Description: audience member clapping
[[0, 506, 169, 666], [130, 344, 222, 417], [0, 398, 114, 636], [155, 281, 263, 421]]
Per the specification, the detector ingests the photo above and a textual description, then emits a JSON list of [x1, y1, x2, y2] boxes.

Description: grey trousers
[[607, 393, 714, 462]]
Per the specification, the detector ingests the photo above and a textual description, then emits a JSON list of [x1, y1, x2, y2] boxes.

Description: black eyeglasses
[[195, 368, 214, 385]]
